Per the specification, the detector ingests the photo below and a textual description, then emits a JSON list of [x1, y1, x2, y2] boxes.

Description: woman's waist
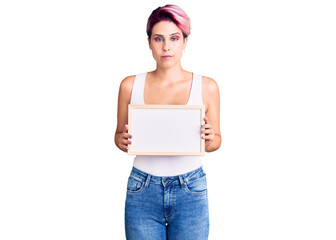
[[133, 155, 202, 177]]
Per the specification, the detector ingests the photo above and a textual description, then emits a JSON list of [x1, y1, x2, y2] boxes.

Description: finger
[[201, 129, 211, 134], [201, 123, 211, 129], [123, 132, 132, 140], [202, 133, 214, 139], [201, 134, 209, 139], [200, 123, 210, 129], [201, 125, 212, 135], [120, 140, 129, 151], [124, 124, 133, 139], [122, 137, 132, 145], [124, 144, 129, 151], [122, 132, 129, 139], [203, 116, 208, 124], [200, 128, 211, 134]]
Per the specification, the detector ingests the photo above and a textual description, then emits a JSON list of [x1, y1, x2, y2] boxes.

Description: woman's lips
[[161, 55, 172, 59]]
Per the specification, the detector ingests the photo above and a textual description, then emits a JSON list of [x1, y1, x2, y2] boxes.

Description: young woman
[[115, 4, 221, 240]]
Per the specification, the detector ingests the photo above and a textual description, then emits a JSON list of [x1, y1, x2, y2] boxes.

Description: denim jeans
[[125, 166, 209, 240]]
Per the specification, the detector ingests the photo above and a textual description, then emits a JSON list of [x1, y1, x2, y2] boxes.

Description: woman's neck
[[152, 64, 187, 84]]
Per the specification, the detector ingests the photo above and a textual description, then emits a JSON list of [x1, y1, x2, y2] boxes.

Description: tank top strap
[[130, 72, 147, 105], [187, 73, 203, 105], [131, 72, 203, 106]]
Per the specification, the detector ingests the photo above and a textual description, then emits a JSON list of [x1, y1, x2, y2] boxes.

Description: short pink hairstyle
[[146, 4, 191, 39]]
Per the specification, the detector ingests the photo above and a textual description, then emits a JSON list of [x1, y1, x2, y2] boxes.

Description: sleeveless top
[[130, 72, 203, 176]]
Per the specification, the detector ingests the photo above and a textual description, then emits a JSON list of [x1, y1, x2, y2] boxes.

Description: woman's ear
[[148, 37, 151, 50], [183, 37, 188, 50]]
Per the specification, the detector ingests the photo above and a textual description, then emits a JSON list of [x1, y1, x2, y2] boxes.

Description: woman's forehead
[[151, 21, 182, 36]]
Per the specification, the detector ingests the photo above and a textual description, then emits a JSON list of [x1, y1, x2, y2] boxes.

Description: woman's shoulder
[[119, 71, 149, 92], [117, 75, 137, 105], [119, 75, 136, 93], [121, 74, 136, 85], [201, 75, 219, 93]]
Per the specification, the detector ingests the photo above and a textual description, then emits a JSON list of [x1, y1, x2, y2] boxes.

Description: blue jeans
[[124, 167, 209, 240]]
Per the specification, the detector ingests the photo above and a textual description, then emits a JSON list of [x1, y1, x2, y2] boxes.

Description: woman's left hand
[[201, 116, 215, 146]]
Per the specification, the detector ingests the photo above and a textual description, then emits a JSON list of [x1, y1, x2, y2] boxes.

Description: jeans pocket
[[127, 176, 145, 193], [184, 175, 208, 195]]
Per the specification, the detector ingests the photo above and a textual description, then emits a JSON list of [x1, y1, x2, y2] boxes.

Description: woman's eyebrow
[[153, 32, 181, 37]]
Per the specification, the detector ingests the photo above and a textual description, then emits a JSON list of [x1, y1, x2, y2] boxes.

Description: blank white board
[[128, 105, 205, 156]]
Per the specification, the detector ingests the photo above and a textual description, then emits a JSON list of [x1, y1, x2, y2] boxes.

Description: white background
[[0, 0, 335, 239]]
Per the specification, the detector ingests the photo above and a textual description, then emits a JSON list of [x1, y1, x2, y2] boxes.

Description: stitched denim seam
[[184, 187, 207, 195], [127, 181, 145, 193], [165, 185, 175, 219], [130, 175, 143, 182], [163, 186, 167, 220], [186, 173, 206, 184], [184, 176, 208, 195]]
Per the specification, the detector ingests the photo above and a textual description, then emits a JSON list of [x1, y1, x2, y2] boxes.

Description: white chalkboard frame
[[128, 104, 205, 156]]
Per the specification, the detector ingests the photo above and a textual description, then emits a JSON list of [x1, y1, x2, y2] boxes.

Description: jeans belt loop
[[144, 174, 151, 188], [178, 175, 186, 189]]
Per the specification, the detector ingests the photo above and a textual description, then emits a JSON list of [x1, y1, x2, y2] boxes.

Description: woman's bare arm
[[114, 76, 135, 152], [202, 76, 222, 152]]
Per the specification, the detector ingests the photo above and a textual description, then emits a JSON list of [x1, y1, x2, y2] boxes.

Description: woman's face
[[148, 21, 187, 68]]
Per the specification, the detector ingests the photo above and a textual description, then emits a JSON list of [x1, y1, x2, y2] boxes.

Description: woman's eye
[[154, 37, 164, 42], [171, 36, 180, 41]]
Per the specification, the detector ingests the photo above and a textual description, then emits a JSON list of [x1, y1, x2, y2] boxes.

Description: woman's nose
[[163, 41, 170, 51]]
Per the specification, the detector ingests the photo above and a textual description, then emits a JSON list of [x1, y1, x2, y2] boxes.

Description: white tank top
[[130, 72, 203, 176]]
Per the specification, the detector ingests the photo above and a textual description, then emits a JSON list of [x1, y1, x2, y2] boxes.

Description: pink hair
[[146, 4, 191, 39]]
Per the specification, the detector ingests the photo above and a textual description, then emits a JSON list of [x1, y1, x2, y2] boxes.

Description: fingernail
[[128, 141, 131, 144], [201, 130, 204, 133], [201, 125, 204, 127], [129, 135, 132, 138]]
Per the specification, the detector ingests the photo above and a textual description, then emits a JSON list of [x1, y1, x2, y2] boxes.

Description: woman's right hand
[[116, 124, 132, 152]]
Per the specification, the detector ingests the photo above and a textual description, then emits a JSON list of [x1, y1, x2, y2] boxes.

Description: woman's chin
[[157, 60, 180, 69]]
